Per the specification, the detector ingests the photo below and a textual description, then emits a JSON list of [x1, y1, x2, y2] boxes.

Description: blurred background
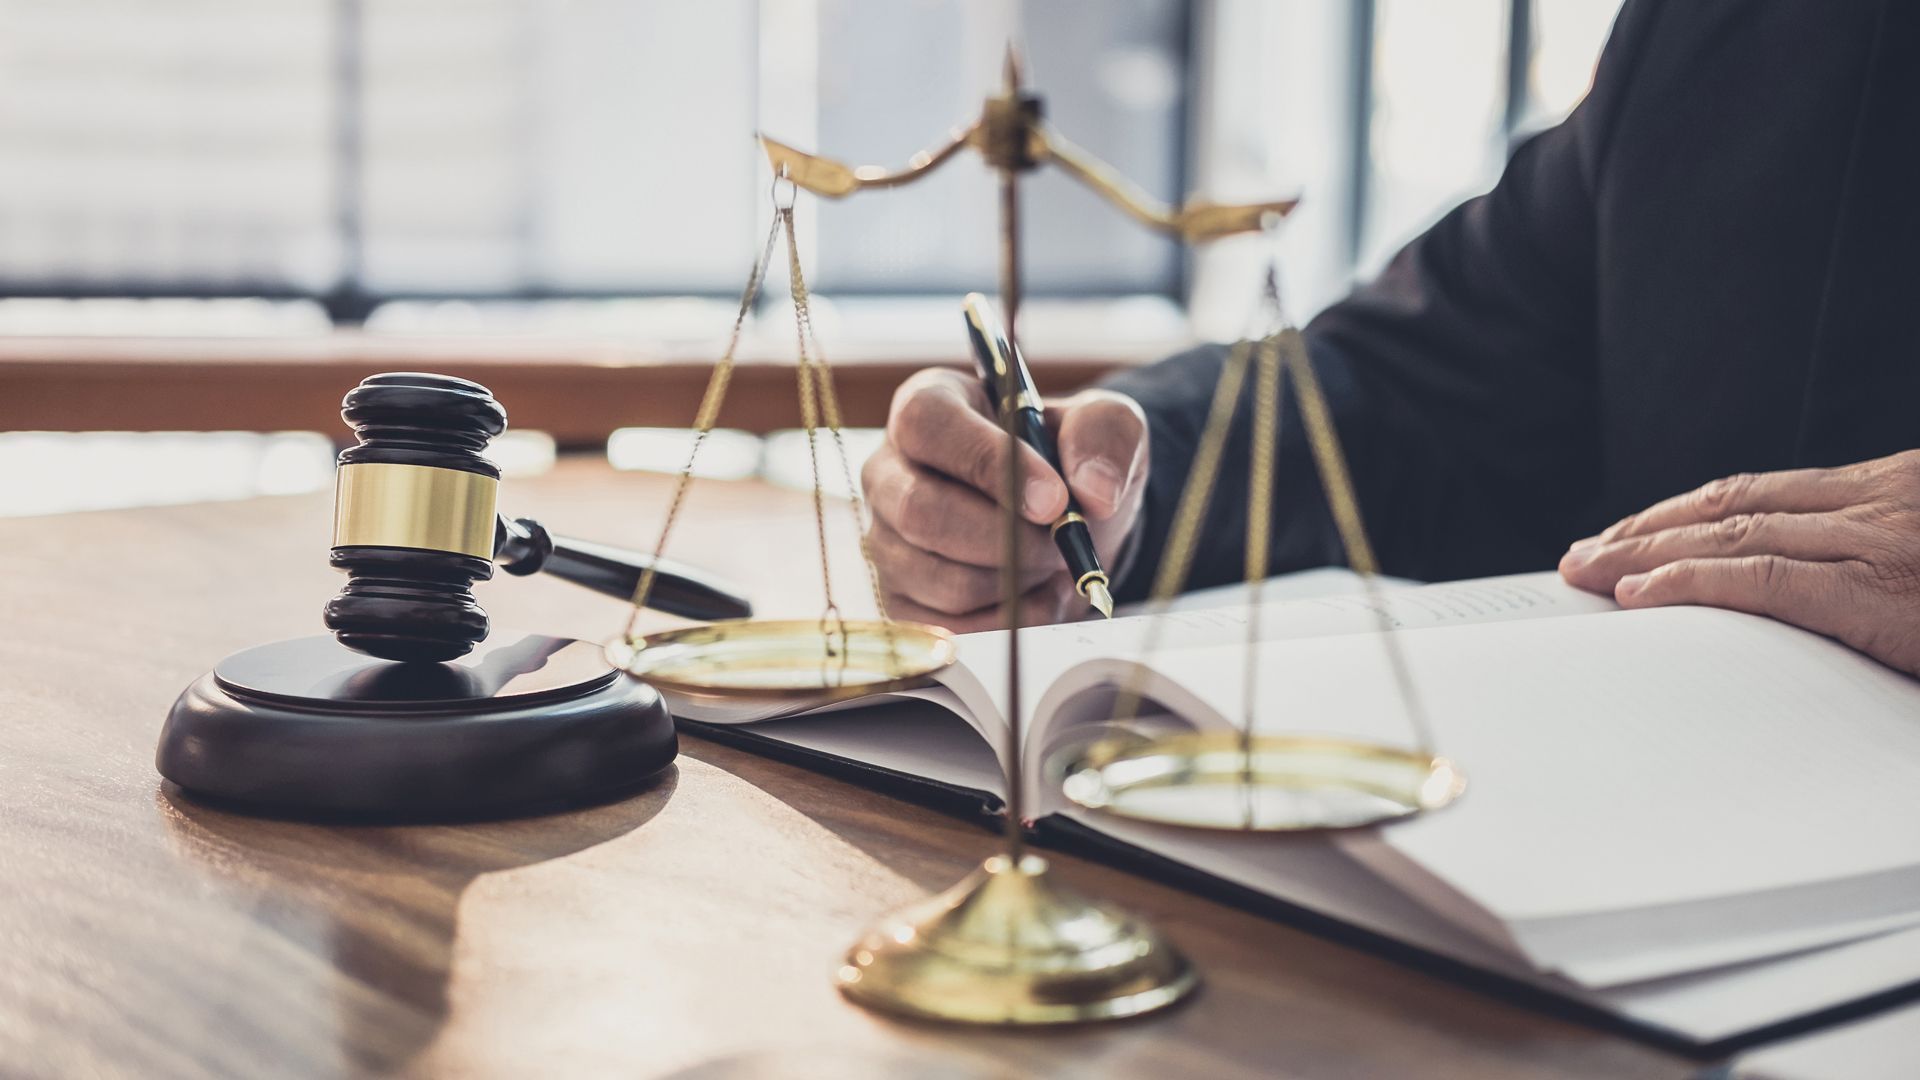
[[0, 0, 1619, 515]]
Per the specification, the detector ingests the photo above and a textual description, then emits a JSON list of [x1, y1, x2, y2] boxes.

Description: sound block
[[159, 632, 676, 820]]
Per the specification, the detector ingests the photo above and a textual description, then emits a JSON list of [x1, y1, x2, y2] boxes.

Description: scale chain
[[1107, 264, 1439, 767], [1240, 330, 1282, 825], [621, 212, 784, 648], [1104, 333, 1258, 727], [776, 211, 899, 669], [1278, 328, 1440, 756], [778, 206, 901, 675], [779, 207, 846, 667], [618, 181, 900, 688]]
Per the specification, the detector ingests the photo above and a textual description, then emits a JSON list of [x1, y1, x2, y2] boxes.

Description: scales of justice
[[609, 50, 1466, 1025]]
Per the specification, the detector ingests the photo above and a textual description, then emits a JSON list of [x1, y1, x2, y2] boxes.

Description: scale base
[[836, 852, 1197, 1025], [158, 632, 675, 820]]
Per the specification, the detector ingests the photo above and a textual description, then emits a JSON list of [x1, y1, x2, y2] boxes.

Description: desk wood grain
[[0, 459, 1693, 1079]]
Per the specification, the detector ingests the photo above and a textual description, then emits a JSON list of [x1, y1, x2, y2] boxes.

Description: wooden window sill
[[0, 333, 1154, 444]]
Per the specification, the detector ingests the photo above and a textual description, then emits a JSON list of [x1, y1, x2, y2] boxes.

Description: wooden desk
[[0, 459, 1692, 1078]]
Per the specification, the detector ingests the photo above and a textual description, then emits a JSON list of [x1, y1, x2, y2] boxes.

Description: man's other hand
[[1560, 450, 1920, 677], [861, 368, 1149, 632]]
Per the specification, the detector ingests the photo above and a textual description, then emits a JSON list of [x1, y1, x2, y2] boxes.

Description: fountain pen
[[961, 293, 1114, 619]]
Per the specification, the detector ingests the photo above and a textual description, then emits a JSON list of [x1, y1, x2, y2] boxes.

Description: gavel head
[[324, 373, 506, 662]]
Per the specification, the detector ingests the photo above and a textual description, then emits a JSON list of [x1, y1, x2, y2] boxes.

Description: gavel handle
[[493, 515, 754, 622]]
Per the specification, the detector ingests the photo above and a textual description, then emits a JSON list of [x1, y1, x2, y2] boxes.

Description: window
[[0, 0, 1627, 515], [812, 0, 1188, 296], [1363, 0, 1510, 272], [1362, 0, 1620, 272], [0, 0, 1619, 333], [1191, 0, 1619, 337], [0, 0, 1190, 317], [0, 1, 338, 293]]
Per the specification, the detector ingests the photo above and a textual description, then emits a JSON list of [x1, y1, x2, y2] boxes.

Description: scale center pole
[[998, 160, 1027, 862], [830, 45, 1197, 1027], [990, 44, 1038, 863]]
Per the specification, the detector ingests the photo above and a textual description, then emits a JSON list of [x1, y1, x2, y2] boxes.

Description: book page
[[1110, 605, 1920, 978], [716, 572, 1617, 809], [940, 571, 1620, 768], [1590, 922, 1920, 1045], [1369, 608, 1920, 911], [1115, 566, 1416, 615]]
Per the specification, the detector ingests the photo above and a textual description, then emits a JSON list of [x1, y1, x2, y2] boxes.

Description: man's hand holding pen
[[861, 367, 1149, 632]]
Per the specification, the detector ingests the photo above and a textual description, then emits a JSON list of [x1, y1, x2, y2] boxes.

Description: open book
[[679, 570, 1920, 1052]]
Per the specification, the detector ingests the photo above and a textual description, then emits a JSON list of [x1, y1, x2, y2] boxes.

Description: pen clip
[[962, 292, 1030, 417]]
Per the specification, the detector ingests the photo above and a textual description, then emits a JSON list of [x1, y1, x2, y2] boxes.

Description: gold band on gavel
[[331, 462, 499, 560]]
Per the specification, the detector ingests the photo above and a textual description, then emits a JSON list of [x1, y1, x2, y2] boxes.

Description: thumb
[[1053, 391, 1148, 519]]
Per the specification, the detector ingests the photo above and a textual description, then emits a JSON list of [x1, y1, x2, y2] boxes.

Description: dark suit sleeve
[[1102, 0, 1661, 597]]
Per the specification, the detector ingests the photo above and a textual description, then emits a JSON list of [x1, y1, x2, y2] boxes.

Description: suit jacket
[[1104, 0, 1920, 597]]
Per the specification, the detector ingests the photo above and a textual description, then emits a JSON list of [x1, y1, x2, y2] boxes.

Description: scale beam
[[757, 71, 1297, 245], [759, 129, 975, 197]]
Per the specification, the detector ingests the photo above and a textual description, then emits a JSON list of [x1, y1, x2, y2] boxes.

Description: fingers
[[864, 371, 1151, 629], [885, 572, 1082, 634], [1576, 466, 1866, 547], [868, 518, 1053, 616], [1614, 555, 1861, 642], [1571, 456, 1920, 678], [886, 369, 1058, 524], [863, 446, 1054, 570], [1560, 511, 1852, 593], [1052, 391, 1149, 520]]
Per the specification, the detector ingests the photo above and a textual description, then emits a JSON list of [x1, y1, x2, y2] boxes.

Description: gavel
[[324, 372, 751, 662]]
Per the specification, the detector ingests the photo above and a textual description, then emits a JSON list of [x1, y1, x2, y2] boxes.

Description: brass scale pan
[[612, 617, 1461, 832]]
